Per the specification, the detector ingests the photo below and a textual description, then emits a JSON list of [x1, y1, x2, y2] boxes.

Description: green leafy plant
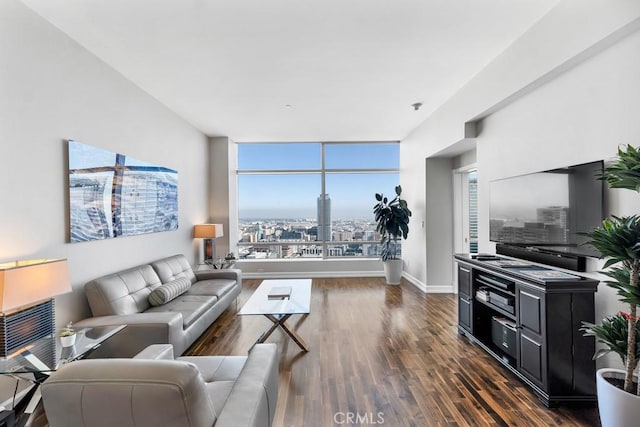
[[373, 185, 411, 261], [582, 312, 640, 368], [584, 215, 640, 395], [582, 144, 640, 395], [60, 322, 75, 337], [600, 144, 640, 191]]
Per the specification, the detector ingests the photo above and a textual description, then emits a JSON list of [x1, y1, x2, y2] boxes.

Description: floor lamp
[[193, 224, 224, 266]]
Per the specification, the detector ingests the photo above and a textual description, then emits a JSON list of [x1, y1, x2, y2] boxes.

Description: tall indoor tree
[[583, 145, 640, 395]]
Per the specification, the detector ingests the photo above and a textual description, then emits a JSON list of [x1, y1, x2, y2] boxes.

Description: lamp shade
[[0, 259, 71, 312], [193, 224, 224, 239]]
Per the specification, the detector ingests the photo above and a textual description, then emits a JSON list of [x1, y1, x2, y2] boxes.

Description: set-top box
[[488, 290, 514, 313]]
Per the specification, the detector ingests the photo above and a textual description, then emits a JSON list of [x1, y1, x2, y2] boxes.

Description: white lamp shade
[[0, 259, 71, 312], [193, 224, 224, 239]]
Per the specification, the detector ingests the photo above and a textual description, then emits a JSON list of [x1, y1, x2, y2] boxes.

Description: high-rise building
[[537, 206, 570, 243], [317, 193, 332, 241], [334, 231, 353, 241]]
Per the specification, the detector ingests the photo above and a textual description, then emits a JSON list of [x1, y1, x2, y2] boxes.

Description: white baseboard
[[242, 271, 383, 279], [424, 284, 455, 293], [242, 270, 455, 294], [402, 271, 426, 293], [402, 271, 454, 293]]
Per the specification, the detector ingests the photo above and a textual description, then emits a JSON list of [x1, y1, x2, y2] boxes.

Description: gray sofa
[[42, 343, 279, 427], [75, 254, 241, 357]]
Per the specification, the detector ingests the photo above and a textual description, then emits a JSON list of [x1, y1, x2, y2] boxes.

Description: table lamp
[[193, 224, 224, 265], [0, 259, 72, 358]]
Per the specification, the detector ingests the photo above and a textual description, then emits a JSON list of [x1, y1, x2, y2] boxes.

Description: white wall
[[237, 258, 383, 279], [0, 0, 209, 326], [400, 0, 640, 292], [477, 27, 640, 364], [423, 158, 454, 292], [208, 137, 233, 258], [452, 150, 477, 171]]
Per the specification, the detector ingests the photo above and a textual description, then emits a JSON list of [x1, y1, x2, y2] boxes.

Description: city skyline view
[[236, 142, 401, 259], [237, 216, 388, 260]]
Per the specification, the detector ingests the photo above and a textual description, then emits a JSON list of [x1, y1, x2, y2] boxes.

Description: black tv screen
[[489, 160, 604, 257]]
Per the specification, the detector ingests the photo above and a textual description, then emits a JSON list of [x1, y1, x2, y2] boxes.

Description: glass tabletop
[[0, 325, 126, 375], [239, 279, 311, 316]]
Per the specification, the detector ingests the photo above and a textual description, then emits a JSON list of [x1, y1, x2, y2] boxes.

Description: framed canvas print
[[68, 140, 178, 242]]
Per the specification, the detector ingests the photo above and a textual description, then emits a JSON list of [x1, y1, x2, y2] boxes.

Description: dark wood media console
[[454, 253, 599, 407]]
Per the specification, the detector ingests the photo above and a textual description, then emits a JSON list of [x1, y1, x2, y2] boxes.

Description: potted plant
[[373, 185, 411, 285], [59, 322, 76, 347], [580, 145, 640, 426]]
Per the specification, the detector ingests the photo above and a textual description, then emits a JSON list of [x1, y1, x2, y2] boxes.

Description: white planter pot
[[60, 334, 76, 348], [597, 368, 640, 427], [383, 259, 403, 285]]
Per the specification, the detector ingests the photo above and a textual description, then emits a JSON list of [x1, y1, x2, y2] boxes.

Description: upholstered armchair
[[40, 343, 278, 427]]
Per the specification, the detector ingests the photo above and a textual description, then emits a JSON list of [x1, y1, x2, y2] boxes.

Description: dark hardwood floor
[[186, 278, 600, 427]]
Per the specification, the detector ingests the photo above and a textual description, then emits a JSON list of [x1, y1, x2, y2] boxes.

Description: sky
[[237, 143, 400, 219], [490, 173, 569, 221], [69, 140, 174, 170]]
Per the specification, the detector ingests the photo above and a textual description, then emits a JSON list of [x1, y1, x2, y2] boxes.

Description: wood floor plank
[[185, 278, 599, 426]]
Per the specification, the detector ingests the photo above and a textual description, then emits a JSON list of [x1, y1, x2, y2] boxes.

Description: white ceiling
[[22, 0, 559, 142]]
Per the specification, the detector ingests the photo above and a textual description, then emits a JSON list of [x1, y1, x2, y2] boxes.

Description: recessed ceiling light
[[412, 102, 423, 111], [285, 104, 293, 108]]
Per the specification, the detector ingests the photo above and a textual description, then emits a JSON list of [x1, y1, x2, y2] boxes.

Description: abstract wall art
[[68, 140, 178, 242]]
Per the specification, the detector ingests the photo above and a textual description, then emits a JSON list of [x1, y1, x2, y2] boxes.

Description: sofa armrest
[[215, 343, 279, 427], [74, 312, 184, 358], [133, 344, 175, 361], [195, 268, 242, 285], [75, 311, 183, 329]]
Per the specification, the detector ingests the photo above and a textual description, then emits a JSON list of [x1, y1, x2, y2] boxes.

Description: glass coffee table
[[0, 324, 126, 427], [239, 279, 311, 352]]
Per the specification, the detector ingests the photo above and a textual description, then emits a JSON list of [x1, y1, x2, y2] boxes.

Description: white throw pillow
[[148, 277, 192, 306]]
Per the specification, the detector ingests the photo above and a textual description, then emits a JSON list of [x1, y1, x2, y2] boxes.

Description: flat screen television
[[489, 160, 604, 258]]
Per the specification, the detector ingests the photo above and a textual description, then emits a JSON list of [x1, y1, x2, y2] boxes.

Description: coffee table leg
[[279, 323, 309, 352], [257, 315, 284, 344], [261, 314, 309, 352]]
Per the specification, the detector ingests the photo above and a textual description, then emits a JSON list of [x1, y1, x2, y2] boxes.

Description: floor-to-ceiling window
[[468, 171, 478, 253], [236, 142, 399, 259]]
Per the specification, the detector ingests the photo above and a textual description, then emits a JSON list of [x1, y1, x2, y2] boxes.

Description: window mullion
[[324, 168, 399, 174], [321, 142, 327, 260], [237, 169, 322, 175]]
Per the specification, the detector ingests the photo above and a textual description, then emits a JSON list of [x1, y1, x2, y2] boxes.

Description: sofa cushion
[[206, 381, 234, 418], [151, 254, 197, 285], [146, 294, 218, 328], [178, 355, 248, 418], [178, 355, 247, 382], [41, 359, 217, 427], [148, 277, 192, 306], [85, 264, 163, 316], [187, 279, 237, 299]]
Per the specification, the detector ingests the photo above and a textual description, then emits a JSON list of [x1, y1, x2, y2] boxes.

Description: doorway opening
[[454, 166, 478, 254]]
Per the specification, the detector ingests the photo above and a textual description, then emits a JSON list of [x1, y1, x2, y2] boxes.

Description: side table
[[0, 325, 126, 427], [196, 259, 236, 270]]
